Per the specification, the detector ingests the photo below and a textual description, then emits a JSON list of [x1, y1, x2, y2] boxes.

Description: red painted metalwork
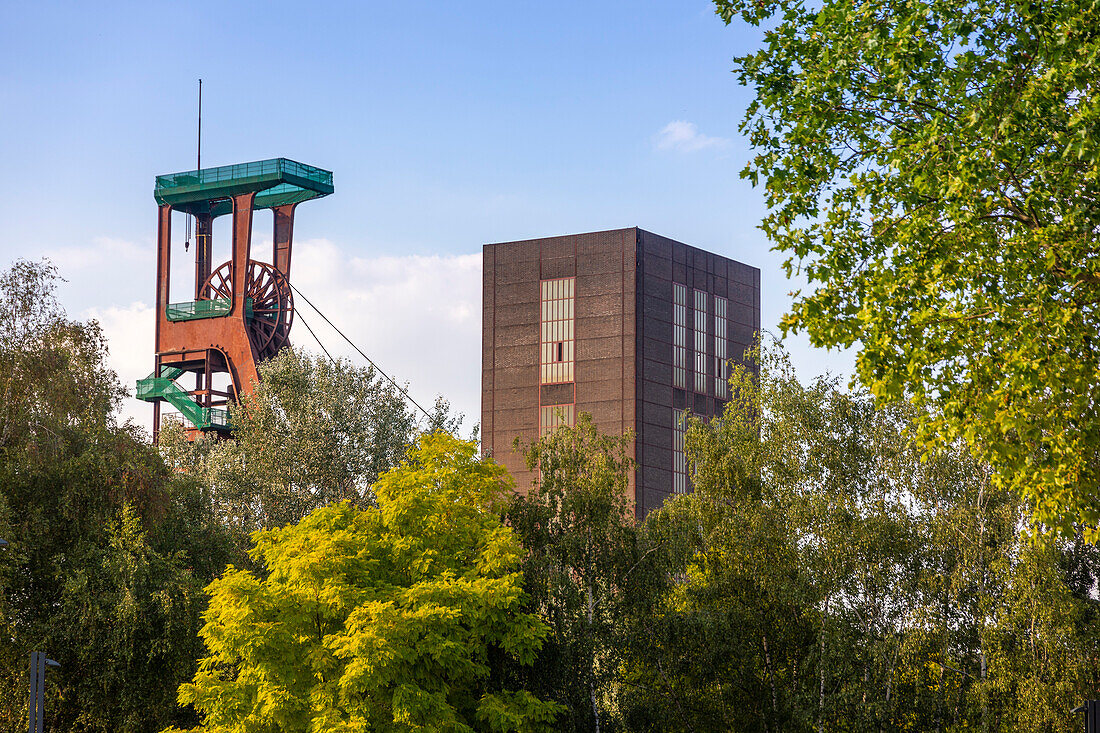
[[273, 203, 297, 276], [194, 213, 213, 299], [146, 158, 332, 443], [201, 260, 294, 360], [149, 195, 286, 442]]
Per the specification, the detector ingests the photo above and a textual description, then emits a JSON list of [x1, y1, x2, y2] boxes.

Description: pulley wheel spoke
[[200, 259, 294, 360]]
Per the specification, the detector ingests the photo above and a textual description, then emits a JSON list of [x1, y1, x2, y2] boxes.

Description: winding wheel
[[202, 260, 294, 361]]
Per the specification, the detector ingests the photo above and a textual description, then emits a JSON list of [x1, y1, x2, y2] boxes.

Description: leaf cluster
[[0, 259, 232, 733], [619, 340, 1100, 731], [161, 348, 417, 551], [506, 415, 637, 731], [172, 433, 563, 732], [717, 0, 1100, 533]]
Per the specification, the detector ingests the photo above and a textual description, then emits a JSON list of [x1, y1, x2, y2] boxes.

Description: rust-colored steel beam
[[155, 205, 172, 331], [203, 358, 212, 410], [152, 205, 172, 444], [273, 203, 297, 277], [230, 192, 256, 318], [194, 213, 213, 299]]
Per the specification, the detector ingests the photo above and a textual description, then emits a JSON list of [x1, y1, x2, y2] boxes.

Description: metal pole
[[197, 79, 202, 172], [28, 651, 43, 733], [27, 653, 58, 733], [27, 652, 36, 733], [36, 653, 45, 733]]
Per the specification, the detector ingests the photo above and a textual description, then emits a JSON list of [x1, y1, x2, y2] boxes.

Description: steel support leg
[[194, 213, 213, 299], [273, 203, 297, 277], [230, 192, 256, 318]]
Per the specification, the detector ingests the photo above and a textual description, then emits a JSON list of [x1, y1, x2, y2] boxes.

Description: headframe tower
[[137, 158, 333, 442]]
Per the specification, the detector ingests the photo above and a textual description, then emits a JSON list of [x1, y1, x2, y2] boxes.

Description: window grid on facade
[[540, 277, 575, 384], [673, 409, 687, 494], [714, 295, 728, 399], [673, 283, 687, 388], [693, 289, 707, 393], [540, 404, 575, 435]]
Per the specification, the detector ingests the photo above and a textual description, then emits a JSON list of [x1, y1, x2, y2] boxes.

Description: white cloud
[[291, 240, 482, 431], [83, 301, 156, 430], [654, 120, 731, 153]]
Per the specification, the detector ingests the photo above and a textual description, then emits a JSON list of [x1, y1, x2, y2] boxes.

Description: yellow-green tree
[[169, 433, 562, 733]]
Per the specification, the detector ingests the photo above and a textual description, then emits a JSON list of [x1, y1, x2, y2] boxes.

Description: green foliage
[[172, 432, 562, 733], [426, 394, 477, 441], [507, 415, 637, 732], [620, 482, 813, 731], [716, 0, 1100, 533], [0, 259, 231, 733], [162, 347, 417, 544], [621, 342, 1100, 730], [0, 259, 123, 450], [7, 254, 1097, 732]]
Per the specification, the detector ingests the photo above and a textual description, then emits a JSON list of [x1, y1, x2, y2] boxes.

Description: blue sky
[[0, 0, 853, 430]]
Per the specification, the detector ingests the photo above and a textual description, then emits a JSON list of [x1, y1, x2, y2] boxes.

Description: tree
[[619, 469, 814, 732], [162, 348, 417, 541], [506, 414, 637, 733], [622, 341, 1100, 730], [716, 0, 1100, 533], [902, 438, 1100, 732], [170, 432, 563, 733], [0, 259, 231, 733]]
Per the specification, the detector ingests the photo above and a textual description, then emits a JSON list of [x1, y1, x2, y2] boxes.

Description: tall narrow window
[[540, 277, 575, 384], [693, 289, 707, 393], [673, 409, 687, 494], [714, 295, 728, 399], [540, 404, 575, 435], [673, 283, 687, 388]]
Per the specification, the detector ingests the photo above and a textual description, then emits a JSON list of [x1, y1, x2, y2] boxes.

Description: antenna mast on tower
[[185, 79, 202, 252]]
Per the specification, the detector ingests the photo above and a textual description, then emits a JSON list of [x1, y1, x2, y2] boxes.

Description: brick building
[[481, 227, 760, 517]]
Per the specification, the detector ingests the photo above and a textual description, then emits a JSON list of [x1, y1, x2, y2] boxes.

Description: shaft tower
[[137, 158, 333, 442]]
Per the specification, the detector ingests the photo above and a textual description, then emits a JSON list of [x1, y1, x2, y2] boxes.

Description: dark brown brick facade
[[482, 228, 760, 517]]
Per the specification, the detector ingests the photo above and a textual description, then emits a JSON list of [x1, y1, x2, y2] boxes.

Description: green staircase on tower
[[136, 366, 231, 431]]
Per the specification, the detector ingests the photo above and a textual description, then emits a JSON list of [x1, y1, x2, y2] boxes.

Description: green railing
[[166, 298, 231, 321], [155, 158, 332, 193], [165, 297, 252, 322], [154, 157, 333, 214], [135, 375, 162, 401], [203, 407, 231, 428], [135, 369, 231, 430]]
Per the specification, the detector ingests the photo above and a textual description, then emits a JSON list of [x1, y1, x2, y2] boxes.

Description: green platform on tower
[[153, 158, 333, 217]]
